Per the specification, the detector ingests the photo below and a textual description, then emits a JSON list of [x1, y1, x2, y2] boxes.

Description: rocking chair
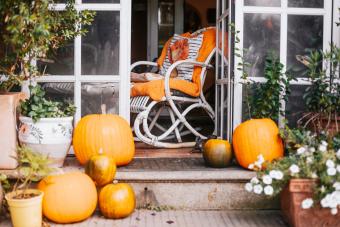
[[130, 27, 225, 148]]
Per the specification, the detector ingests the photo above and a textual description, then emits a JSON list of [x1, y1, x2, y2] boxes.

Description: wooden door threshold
[[135, 142, 201, 158]]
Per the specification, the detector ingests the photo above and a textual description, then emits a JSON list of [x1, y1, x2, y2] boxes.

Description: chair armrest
[[130, 61, 158, 72], [164, 60, 213, 99]]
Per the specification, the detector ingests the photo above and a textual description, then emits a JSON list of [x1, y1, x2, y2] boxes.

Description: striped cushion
[[160, 34, 203, 81]]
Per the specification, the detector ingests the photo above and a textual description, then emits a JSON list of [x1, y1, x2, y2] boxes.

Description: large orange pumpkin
[[37, 172, 97, 224], [85, 151, 116, 187], [73, 105, 135, 166], [232, 118, 283, 169], [99, 182, 135, 219]]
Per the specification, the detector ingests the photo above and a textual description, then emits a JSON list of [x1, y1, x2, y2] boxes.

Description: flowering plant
[[245, 127, 340, 215]]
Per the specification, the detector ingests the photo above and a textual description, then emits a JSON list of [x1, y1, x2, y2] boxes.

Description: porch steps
[[64, 157, 279, 210], [1, 156, 279, 210]]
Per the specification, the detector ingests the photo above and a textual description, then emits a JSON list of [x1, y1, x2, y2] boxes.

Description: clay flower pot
[[281, 179, 340, 227]]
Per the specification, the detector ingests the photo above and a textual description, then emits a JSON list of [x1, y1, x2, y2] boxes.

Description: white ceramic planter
[[18, 116, 73, 167]]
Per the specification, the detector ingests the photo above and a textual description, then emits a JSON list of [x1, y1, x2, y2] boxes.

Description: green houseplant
[[18, 84, 76, 167], [297, 45, 340, 135], [232, 23, 293, 170], [5, 146, 53, 227], [0, 0, 94, 168], [245, 127, 340, 226]]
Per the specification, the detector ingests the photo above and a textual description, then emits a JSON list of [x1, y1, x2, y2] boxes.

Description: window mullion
[[74, 34, 82, 124]]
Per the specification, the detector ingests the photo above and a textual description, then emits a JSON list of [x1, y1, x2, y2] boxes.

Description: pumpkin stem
[[101, 104, 107, 114]]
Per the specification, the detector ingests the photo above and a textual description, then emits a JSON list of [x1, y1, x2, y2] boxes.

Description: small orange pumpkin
[[73, 105, 135, 166], [232, 118, 284, 170], [203, 139, 232, 168], [99, 181, 135, 219], [37, 172, 97, 224], [85, 150, 116, 187]]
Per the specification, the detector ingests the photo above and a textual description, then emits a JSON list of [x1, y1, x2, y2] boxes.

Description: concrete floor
[[1, 210, 288, 227]]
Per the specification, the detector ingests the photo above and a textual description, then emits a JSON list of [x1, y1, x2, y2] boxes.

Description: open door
[[215, 0, 232, 140]]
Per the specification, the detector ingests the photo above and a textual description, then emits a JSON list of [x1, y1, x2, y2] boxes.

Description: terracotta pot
[[281, 179, 340, 227]]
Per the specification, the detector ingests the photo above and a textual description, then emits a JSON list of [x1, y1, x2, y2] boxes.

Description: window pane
[[244, 13, 281, 77], [244, 0, 281, 7], [81, 83, 119, 116], [38, 41, 74, 75], [287, 15, 323, 78], [288, 0, 323, 8], [286, 85, 308, 128], [82, 11, 120, 75], [40, 83, 74, 104]]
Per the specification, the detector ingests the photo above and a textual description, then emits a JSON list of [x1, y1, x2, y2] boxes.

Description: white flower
[[301, 198, 313, 209], [326, 160, 335, 168], [331, 208, 338, 215], [262, 175, 272, 185], [306, 157, 313, 164], [264, 185, 274, 195], [311, 172, 318, 178], [337, 165, 340, 173], [321, 186, 326, 193], [297, 147, 306, 155], [269, 170, 283, 180], [257, 154, 265, 164], [245, 183, 253, 192], [333, 182, 340, 190], [327, 167, 337, 176], [321, 198, 329, 208], [321, 140, 328, 147], [254, 161, 262, 168], [248, 163, 254, 169], [253, 184, 263, 194], [337, 149, 340, 159], [250, 177, 259, 184], [309, 147, 316, 153], [289, 164, 300, 174], [319, 145, 327, 152]]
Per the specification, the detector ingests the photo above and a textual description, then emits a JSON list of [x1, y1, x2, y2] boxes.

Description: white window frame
[[39, 0, 131, 124], [234, 0, 334, 128]]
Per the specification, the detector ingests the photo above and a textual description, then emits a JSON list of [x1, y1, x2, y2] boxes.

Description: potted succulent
[[0, 0, 94, 168], [5, 146, 53, 227], [297, 45, 340, 135], [245, 127, 340, 227], [18, 84, 76, 167]]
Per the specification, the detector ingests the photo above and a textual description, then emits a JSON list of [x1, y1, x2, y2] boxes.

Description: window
[[37, 0, 131, 123], [234, 0, 335, 128]]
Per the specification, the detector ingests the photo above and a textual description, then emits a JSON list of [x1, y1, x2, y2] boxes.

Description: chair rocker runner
[[130, 27, 227, 148]]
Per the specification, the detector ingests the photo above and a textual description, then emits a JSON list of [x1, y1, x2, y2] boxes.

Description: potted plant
[[296, 45, 340, 135], [245, 127, 340, 227], [5, 146, 53, 227], [18, 84, 76, 167], [0, 1, 94, 168], [0, 173, 10, 213]]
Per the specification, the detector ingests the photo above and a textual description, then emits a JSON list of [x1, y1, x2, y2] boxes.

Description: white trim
[[242, 6, 327, 15], [119, 0, 132, 122], [51, 4, 121, 11], [334, 1, 340, 47]]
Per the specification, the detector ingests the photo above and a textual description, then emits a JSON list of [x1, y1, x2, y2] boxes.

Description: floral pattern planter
[[281, 179, 340, 227], [18, 116, 73, 167]]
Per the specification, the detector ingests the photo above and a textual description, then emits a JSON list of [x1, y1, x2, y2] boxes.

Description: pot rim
[[5, 189, 44, 202], [19, 116, 73, 122]]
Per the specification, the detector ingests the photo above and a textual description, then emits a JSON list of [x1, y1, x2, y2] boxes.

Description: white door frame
[[233, 0, 333, 129], [38, 1, 131, 123]]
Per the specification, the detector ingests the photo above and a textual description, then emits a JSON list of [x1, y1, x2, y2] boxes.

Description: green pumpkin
[[85, 152, 116, 187], [203, 139, 233, 168]]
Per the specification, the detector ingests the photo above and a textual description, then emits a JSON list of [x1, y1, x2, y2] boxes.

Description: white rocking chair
[[131, 28, 224, 148]]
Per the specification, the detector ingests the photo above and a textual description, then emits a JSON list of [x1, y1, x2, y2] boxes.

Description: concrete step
[[1, 157, 279, 210], [63, 157, 279, 210], [0, 210, 288, 227]]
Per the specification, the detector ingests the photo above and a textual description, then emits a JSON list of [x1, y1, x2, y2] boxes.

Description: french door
[[215, 0, 233, 140], [37, 0, 131, 123]]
